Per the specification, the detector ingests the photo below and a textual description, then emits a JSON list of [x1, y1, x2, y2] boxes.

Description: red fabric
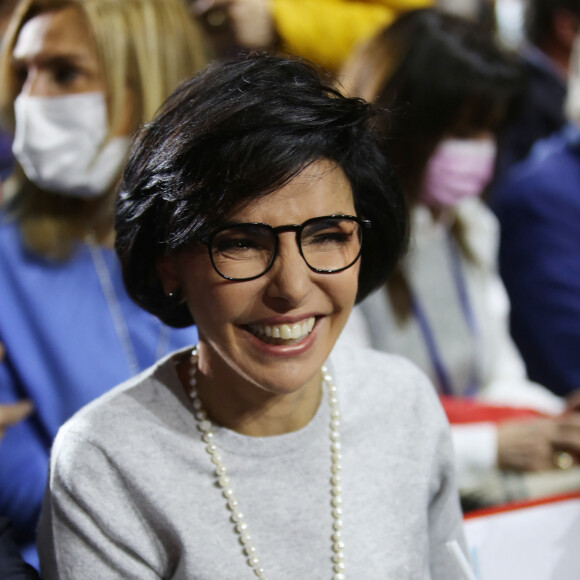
[[440, 396, 545, 424], [464, 490, 580, 519]]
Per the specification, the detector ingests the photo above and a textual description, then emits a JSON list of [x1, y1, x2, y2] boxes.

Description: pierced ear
[[156, 255, 180, 296]]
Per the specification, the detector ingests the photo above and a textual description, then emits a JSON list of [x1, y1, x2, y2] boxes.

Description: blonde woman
[[0, 0, 206, 567]]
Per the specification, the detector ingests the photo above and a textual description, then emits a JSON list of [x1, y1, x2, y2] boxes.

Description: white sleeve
[[464, 200, 565, 415], [477, 254, 565, 414], [450, 422, 498, 489], [38, 430, 164, 580]]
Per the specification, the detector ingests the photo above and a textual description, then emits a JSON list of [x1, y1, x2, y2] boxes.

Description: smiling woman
[[38, 54, 469, 580]]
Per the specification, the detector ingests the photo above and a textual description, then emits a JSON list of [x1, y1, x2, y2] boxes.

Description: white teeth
[[291, 323, 303, 339], [249, 317, 316, 343]]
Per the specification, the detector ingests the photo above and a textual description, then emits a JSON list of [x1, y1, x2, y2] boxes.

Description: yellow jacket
[[271, 0, 433, 72]]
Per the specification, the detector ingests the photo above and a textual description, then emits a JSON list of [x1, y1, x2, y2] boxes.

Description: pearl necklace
[[186, 347, 346, 579]]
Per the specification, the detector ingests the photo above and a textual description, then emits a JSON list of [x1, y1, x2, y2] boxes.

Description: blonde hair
[[0, 0, 207, 258]]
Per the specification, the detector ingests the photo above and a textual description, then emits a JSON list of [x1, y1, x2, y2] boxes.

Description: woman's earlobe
[[156, 255, 180, 297]]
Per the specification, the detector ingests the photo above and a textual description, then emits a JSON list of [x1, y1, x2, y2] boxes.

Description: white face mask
[[420, 137, 497, 209], [12, 92, 130, 198]]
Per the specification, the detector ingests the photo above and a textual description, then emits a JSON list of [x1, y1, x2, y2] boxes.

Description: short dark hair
[[525, 0, 580, 45], [115, 53, 408, 327], [354, 8, 524, 202]]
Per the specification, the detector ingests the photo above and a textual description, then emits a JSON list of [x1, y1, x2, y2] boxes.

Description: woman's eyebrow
[[11, 53, 89, 69]]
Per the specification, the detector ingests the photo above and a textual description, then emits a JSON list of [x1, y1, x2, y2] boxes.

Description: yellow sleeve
[[271, 0, 433, 72]]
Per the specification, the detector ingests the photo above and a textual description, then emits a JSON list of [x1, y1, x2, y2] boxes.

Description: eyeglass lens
[[210, 217, 363, 280]]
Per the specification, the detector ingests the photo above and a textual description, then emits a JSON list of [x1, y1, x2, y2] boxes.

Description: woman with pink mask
[[341, 8, 580, 504]]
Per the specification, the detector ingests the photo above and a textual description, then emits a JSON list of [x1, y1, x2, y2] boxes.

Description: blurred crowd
[[1, 0, 580, 576]]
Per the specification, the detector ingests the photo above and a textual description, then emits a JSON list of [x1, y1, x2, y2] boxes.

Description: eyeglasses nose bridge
[[269, 223, 308, 268]]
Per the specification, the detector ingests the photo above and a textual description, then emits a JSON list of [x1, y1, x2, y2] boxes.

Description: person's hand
[[551, 412, 580, 466], [565, 388, 580, 412], [497, 414, 580, 472], [0, 401, 33, 441], [497, 418, 557, 472], [0, 343, 34, 441], [192, 0, 276, 48]]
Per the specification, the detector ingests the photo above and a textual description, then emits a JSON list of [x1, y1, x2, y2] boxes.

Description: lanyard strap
[[411, 293, 454, 395], [87, 236, 170, 376], [410, 234, 481, 397]]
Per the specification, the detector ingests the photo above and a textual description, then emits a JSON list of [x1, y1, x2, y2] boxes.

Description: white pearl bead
[[334, 562, 346, 572], [332, 531, 342, 542], [218, 475, 230, 487], [333, 540, 345, 551], [248, 556, 260, 566], [202, 432, 214, 442], [198, 419, 212, 431], [210, 454, 222, 465], [334, 573, 346, 580], [215, 465, 227, 475], [223, 488, 235, 498], [332, 552, 345, 563]]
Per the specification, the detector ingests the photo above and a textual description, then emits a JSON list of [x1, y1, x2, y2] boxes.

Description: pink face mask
[[420, 137, 497, 209]]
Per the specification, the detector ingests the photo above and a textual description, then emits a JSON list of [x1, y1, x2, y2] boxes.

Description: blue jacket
[[0, 214, 197, 568], [493, 124, 580, 397]]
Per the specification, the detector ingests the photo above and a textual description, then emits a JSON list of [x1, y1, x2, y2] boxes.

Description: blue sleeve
[[0, 355, 48, 564], [495, 167, 580, 397]]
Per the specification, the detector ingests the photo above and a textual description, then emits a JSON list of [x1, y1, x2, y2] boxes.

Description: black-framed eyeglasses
[[199, 214, 372, 281]]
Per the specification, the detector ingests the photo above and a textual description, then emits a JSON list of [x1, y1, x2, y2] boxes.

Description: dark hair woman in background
[[341, 8, 580, 503], [38, 54, 469, 579]]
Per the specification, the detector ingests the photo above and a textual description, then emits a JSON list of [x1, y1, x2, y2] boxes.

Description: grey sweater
[[38, 343, 467, 579]]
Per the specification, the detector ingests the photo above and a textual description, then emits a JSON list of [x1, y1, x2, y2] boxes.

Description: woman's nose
[[264, 233, 311, 307]]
